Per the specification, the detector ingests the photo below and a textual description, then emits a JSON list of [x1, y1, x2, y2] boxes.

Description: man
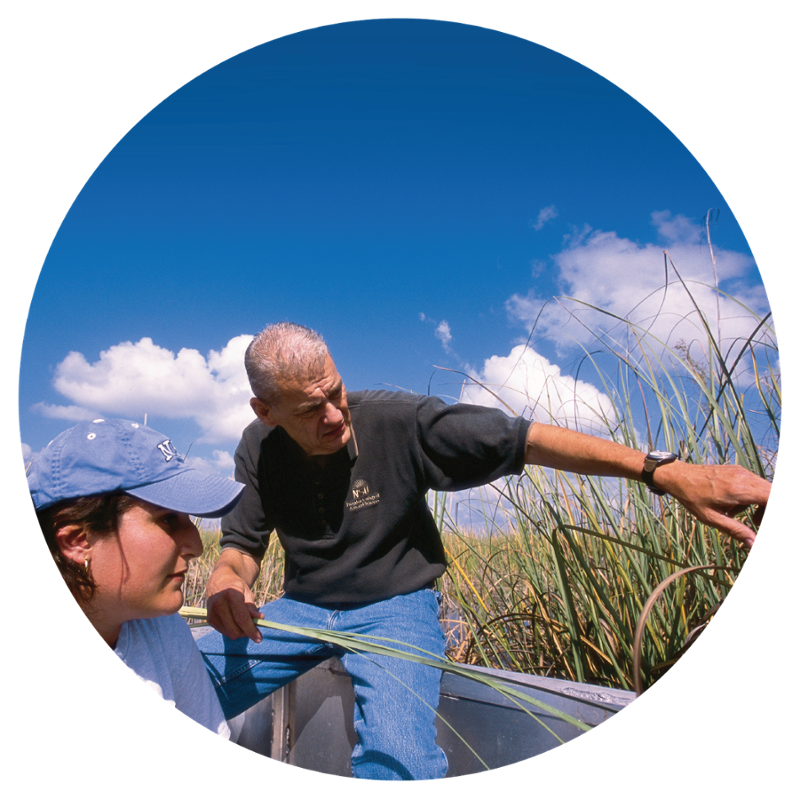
[[197, 322, 770, 779]]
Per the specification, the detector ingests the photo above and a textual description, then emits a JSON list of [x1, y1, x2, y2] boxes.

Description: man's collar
[[346, 419, 358, 461]]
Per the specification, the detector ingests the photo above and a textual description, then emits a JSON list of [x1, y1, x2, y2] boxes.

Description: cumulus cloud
[[420, 314, 456, 355], [33, 335, 255, 444], [186, 449, 236, 477], [437, 342, 623, 530], [507, 212, 767, 368], [530, 204, 558, 231], [460, 343, 617, 435], [432, 218, 747, 436], [31, 403, 100, 422], [435, 321, 453, 352]]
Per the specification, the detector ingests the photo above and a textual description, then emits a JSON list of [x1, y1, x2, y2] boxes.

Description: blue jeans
[[196, 588, 449, 780]]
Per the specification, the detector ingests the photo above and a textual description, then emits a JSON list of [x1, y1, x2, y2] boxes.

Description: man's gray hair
[[245, 322, 330, 405]]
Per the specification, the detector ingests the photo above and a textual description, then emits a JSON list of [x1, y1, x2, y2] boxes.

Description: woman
[[28, 417, 245, 737]]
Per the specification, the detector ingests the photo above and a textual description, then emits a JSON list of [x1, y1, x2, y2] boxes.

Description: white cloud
[[507, 212, 768, 369], [435, 320, 453, 351], [460, 343, 618, 435], [420, 314, 455, 354], [34, 335, 255, 444], [185, 449, 236, 478], [530, 204, 558, 231], [31, 403, 100, 422], [651, 209, 704, 245]]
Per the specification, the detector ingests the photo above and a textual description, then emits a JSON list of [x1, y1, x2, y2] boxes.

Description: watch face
[[643, 451, 678, 488], [646, 451, 678, 465]]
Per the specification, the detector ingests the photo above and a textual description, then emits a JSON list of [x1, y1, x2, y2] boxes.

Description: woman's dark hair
[[36, 492, 137, 601]]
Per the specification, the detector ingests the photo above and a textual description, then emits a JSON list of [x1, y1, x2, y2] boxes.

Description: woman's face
[[86, 498, 203, 628]]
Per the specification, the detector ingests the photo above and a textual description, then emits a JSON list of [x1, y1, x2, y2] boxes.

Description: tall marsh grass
[[434, 257, 778, 693]]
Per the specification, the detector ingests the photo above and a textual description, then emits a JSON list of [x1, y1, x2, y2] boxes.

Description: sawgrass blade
[[180, 606, 590, 736]]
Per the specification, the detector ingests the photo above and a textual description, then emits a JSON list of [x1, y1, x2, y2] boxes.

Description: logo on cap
[[156, 439, 179, 462]]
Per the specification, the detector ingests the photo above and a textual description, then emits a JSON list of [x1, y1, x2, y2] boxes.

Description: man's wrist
[[210, 548, 261, 590], [641, 450, 679, 495]]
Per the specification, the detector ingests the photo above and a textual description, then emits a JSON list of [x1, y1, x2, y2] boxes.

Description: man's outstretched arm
[[524, 423, 770, 548]]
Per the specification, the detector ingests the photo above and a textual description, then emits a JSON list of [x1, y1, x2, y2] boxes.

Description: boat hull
[[224, 655, 635, 777]]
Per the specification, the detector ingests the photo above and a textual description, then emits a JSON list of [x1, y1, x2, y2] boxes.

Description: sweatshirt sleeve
[[414, 395, 531, 491]]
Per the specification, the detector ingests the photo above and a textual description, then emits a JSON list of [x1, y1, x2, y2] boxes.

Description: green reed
[[434, 262, 778, 693]]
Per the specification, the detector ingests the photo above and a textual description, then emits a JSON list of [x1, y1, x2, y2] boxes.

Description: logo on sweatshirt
[[346, 478, 380, 512]]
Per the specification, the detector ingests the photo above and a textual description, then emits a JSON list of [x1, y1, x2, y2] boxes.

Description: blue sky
[[19, 18, 771, 477]]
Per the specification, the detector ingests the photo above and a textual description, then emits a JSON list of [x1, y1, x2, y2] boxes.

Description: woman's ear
[[54, 524, 90, 567]]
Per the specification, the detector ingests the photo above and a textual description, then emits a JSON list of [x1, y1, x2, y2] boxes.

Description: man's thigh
[[336, 588, 446, 709], [196, 596, 336, 718]]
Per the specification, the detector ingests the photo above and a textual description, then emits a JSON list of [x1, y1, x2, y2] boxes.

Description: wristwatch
[[641, 450, 678, 495]]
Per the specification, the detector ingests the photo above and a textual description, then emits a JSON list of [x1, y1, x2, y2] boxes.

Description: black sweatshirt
[[220, 390, 531, 605]]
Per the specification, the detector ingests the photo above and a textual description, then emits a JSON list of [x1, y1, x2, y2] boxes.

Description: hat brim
[[125, 470, 245, 518]]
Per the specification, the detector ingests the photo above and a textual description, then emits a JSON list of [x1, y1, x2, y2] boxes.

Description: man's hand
[[205, 547, 265, 642], [652, 461, 770, 548]]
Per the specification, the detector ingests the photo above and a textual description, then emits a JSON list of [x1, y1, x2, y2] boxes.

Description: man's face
[[253, 354, 351, 460]]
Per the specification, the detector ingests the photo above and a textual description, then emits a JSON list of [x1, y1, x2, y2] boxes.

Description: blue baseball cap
[[28, 418, 245, 518]]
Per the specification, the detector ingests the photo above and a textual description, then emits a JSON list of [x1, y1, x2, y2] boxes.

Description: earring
[[83, 557, 92, 579]]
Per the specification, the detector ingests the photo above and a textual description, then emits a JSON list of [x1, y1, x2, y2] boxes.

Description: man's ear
[[250, 397, 278, 427], [54, 525, 91, 567]]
